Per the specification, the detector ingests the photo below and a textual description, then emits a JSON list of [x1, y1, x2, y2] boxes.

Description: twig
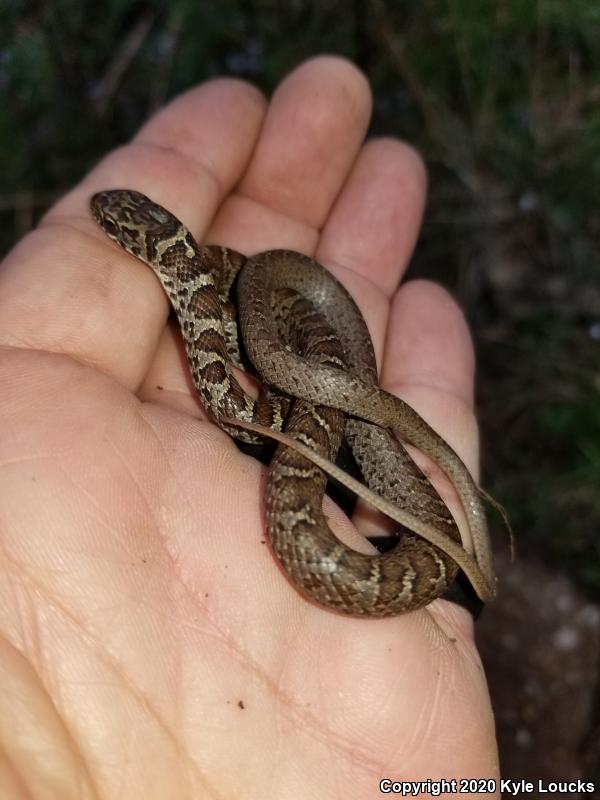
[[92, 9, 157, 118]]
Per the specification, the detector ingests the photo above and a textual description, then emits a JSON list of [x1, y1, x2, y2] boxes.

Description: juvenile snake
[[91, 189, 496, 616]]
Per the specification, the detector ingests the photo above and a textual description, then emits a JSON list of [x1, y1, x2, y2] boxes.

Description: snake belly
[[90, 189, 494, 616]]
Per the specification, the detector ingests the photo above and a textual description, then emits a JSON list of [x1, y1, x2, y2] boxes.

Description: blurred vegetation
[[1, 0, 599, 593]]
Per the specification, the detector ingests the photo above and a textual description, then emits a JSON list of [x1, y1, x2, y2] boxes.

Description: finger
[[382, 279, 479, 477], [206, 56, 372, 256], [0, 80, 266, 393], [296, 128, 477, 470], [315, 137, 427, 364]]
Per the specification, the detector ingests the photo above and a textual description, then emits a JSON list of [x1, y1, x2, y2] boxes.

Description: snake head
[[90, 189, 181, 262]]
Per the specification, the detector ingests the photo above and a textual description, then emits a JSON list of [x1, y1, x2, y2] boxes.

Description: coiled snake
[[91, 189, 496, 616]]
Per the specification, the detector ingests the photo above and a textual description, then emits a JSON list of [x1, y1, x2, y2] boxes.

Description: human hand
[[0, 57, 498, 798]]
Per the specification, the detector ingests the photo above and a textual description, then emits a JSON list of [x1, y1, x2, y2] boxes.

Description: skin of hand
[[0, 56, 499, 798]]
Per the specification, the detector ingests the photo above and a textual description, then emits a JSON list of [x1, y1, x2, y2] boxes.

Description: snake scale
[[91, 189, 496, 616]]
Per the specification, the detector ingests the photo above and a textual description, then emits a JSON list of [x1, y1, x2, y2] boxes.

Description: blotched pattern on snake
[[91, 189, 496, 617]]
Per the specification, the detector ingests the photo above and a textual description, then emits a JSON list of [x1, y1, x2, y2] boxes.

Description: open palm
[[0, 57, 498, 798]]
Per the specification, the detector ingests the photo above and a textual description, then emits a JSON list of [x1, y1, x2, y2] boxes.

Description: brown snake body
[[91, 189, 496, 616]]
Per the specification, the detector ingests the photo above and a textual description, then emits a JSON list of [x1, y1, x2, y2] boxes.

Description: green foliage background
[[1, 0, 599, 592]]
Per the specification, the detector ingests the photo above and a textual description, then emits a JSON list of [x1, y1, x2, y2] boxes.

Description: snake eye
[[102, 217, 118, 237]]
